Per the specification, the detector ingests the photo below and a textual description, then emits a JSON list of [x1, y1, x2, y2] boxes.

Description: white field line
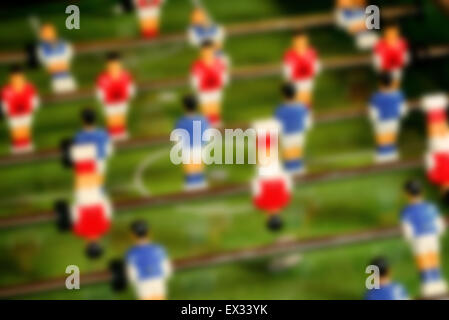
[[132, 148, 168, 196]]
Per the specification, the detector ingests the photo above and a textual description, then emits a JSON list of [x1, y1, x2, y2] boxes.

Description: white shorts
[[281, 132, 305, 148], [7, 114, 32, 129], [73, 188, 103, 205], [198, 90, 222, 105], [135, 278, 166, 300], [52, 75, 76, 93], [137, 7, 160, 19], [411, 235, 440, 255], [355, 31, 379, 50], [293, 79, 314, 92], [104, 102, 129, 116], [373, 119, 399, 134]]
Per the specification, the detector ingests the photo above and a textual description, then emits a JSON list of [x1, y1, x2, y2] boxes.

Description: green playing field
[[17, 235, 449, 300], [1, 0, 449, 300]]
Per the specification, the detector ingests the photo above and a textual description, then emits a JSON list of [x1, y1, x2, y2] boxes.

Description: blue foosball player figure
[[401, 180, 447, 298], [173, 95, 210, 191], [36, 23, 76, 93], [365, 256, 409, 300], [275, 83, 312, 175], [110, 220, 172, 300], [368, 72, 407, 163]]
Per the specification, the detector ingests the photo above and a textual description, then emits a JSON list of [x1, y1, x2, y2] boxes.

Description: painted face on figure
[[10, 72, 25, 90], [107, 60, 122, 76], [293, 34, 309, 53], [40, 24, 57, 43], [201, 46, 215, 62], [405, 191, 421, 204], [385, 26, 400, 44], [133, 233, 150, 244], [379, 271, 391, 284], [192, 8, 208, 25], [337, 0, 353, 9]]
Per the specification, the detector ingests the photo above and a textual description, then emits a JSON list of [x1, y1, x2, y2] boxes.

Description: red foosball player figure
[[1, 65, 39, 154], [191, 40, 229, 128], [110, 220, 172, 300], [252, 119, 292, 231], [133, 0, 165, 38], [55, 142, 113, 259], [373, 23, 409, 88], [55, 108, 113, 259], [422, 94, 449, 202], [334, 0, 379, 50], [283, 31, 321, 107], [96, 52, 135, 141]]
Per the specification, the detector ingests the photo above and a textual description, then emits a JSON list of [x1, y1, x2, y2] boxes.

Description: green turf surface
[[0, 0, 432, 51], [13, 231, 449, 300], [0, 56, 442, 157], [0, 165, 439, 287], [0, 108, 429, 217], [0, 26, 359, 95], [2, 0, 449, 300], [0, 0, 368, 50], [0, 57, 434, 217], [0, 0, 445, 157]]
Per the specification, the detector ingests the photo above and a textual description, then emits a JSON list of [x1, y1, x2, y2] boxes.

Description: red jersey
[[73, 203, 111, 240], [191, 58, 227, 92], [427, 152, 449, 185], [283, 48, 319, 81], [1, 83, 38, 116], [96, 71, 134, 104], [134, 0, 162, 8], [374, 38, 409, 71], [253, 176, 291, 213]]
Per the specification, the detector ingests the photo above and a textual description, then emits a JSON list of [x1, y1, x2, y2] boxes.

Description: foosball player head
[[54, 199, 72, 231], [267, 215, 283, 232], [109, 259, 128, 291], [85, 241, 104, 259], [60, 138, 74, 168]]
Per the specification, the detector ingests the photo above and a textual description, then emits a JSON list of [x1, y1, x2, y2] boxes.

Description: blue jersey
[[341, 9, 365, 21], [126, 244, 168, 280], [189, 24, 222, 45], [275, 103, 310, 134], [37, 41, 72, 64], [365, 282, 408, 300], [369, 91, 405, 121], [74, 128, 110, 159], [401, 202, 441, 237], [174, 115, 210, 148]]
